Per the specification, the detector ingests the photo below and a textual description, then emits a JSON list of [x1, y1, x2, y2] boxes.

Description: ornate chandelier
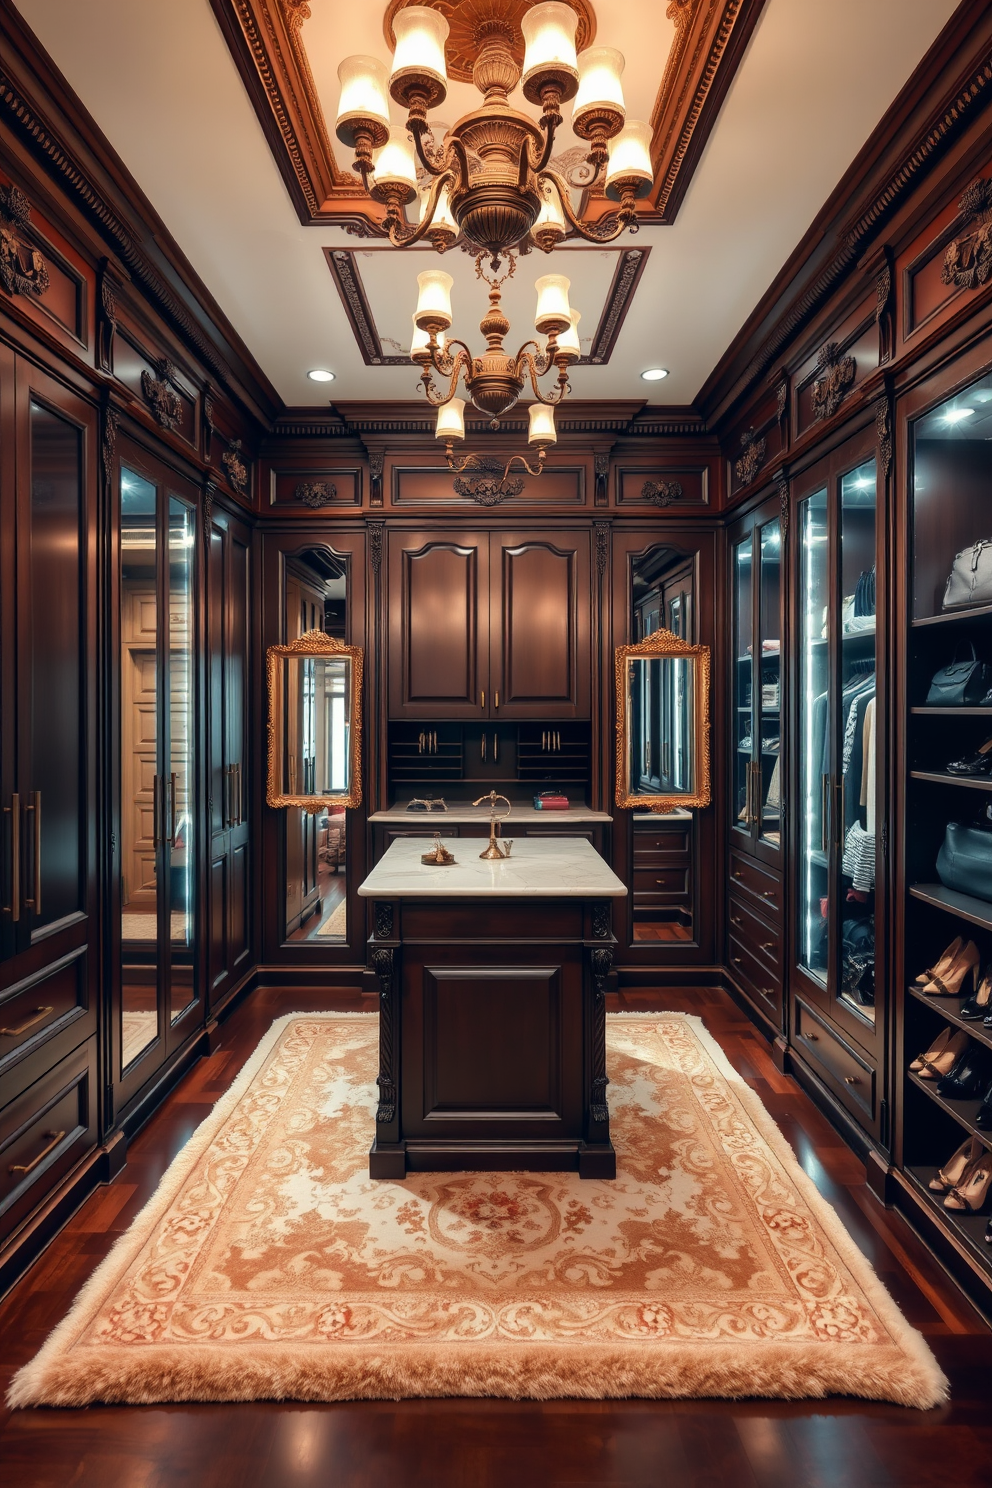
[[333, 1, 655, 264], [411, 249, 579, 476]]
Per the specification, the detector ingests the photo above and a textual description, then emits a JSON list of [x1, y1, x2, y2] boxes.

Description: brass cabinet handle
[[23, 792, 41, 916], [481, 733, 487, 762], [731, 915, 742, 927], [803, 1031, 818, 1041], [843, 1075, 859, 1085], [9, 1128, 65, 1176], [493, 732, 499, 763], [481, 690, 485, 710], [732, 955, 742, 965], [237, 763, 243, 826], [494, 691, 499, 710], [762, 941, 776, 953], [542, 730, 547, 751], [3, 793, 20, 922], [0, 1006, 54, 1037], [732, 870, 742, 880], [761, 890, 775, 901]]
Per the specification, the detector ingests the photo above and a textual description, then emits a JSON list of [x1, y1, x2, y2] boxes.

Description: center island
[[357, 835, 627, 1179]]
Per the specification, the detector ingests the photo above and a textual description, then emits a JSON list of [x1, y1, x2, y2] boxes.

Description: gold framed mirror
[[266, 630, 363, 812], [615, 628, 711, 813]]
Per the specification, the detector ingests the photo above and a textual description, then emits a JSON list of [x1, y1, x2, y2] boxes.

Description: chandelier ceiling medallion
[[334, 1, 653, 477]]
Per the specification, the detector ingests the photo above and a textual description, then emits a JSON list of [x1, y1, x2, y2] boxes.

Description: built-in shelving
[[909, 883, 992, 934], [910, 770, 992, 792], [912, 603, 992, 629], [907, 983, 992, 1054], [903, 1167, 992, 1277], [906, 1069, 991, 1151]]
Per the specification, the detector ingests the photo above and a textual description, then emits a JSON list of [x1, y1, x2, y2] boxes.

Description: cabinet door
[[388, 531, 488, 717], [207, 510, 251, 1012], [490, 531, 590, 719]]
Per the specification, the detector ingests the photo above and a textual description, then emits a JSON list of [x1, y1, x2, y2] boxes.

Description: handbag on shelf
[[925, 642, 992, 705], [942, 538, 992, 609], [936, 821, 992, 903]]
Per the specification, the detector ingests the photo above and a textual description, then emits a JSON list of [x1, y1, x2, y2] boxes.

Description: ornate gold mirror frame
[[266, 630, 364, 811], [615, 628, 711, 813]]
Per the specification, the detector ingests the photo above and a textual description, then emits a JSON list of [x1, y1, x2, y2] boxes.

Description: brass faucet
[[473, 790, 512, 860]]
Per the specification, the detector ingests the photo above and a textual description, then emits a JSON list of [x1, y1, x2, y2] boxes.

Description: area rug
[[314, 897, 347, 937], [8, 1012, 947, 1409]]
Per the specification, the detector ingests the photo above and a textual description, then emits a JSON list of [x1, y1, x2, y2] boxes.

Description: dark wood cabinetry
[[387, 529, 590, 720], [207, 507, 251, 1013]]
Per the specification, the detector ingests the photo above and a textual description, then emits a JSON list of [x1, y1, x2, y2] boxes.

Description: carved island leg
[[369, 913, 406, 1178], [580, 944, 617, 1178]]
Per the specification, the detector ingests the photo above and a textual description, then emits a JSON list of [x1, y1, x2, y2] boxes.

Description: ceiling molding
[[273, 399, 706, 440], [325, 244, 652, 368], [209, 0, 765, 231]]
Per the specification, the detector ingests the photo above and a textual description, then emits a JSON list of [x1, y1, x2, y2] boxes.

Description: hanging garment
[[861, 697, 876, 835]]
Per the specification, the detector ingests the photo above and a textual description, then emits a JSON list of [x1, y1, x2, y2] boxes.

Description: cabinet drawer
[[729, 852, 782, 915], [384, 828, 459, 840], [0, 949, 92, 1088], [728, 895, 781, 973], [728, 936, 780, 1015], [793, 999, 875, 1125], [0, 1037, 97, 1247], [633, 867, 690, 896], [633, 825, 691, 857]]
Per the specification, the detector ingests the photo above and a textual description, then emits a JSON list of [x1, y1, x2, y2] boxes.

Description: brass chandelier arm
[[384, 170, 458, 248], [419, 349, 471, 407], [519, 350, 570, 404], [408, 123, 469, 187], [520, 114, 561, 180], [443, 445, 548, 480], [537, 169, 638, 243]]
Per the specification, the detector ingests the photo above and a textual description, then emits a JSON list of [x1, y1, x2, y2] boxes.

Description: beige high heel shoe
[[944, 1149, 992, 1213], [910, 1026, 968, 1079], [929, 1136, 983, 1193], [910, 936, 964, 992], [920, 940, 980, 997]]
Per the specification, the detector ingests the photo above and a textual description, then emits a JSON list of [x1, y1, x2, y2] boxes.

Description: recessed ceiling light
[[641, 367, 669, 382], [307, 368, 335, 383], [943, 407, 975, 424]]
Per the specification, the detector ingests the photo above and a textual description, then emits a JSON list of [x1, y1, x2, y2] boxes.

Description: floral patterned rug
[[8, 1012, 946, 1408]]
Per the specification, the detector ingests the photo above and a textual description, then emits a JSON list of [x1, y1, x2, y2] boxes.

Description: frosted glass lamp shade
[[372, 124, 419, 198], [605, 120, 654, 200], [415, 268, 454, 331], [521, 2, 579, 104], [528, 402, 558, 446], [554, 309, 581, 361], [435, 398, 466, 441], [335, 56, 390, 149], [410, 316, 445, 363], [390, 6, 449, 109], [532, 181, 566, 247], [572, 47, 625, 136], [534, 273, 572, 335], [420, 183, 458, 236]]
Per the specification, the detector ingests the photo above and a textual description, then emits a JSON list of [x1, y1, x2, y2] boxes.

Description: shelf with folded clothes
[[902, 1167, 992, 1272], [906, 1070, 992, 1151], [909, 883, 992, 933], [907, 984, 992, 1055]]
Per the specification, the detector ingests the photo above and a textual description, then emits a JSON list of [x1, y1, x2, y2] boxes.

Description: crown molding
[[209, 0, 765, 232]]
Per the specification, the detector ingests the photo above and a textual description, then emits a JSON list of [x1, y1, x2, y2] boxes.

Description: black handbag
[[926, 642, 992, 706], [936, 822, 992, 903]]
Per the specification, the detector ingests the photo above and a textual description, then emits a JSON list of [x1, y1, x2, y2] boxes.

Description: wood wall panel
[[391, 464, 586, 508]]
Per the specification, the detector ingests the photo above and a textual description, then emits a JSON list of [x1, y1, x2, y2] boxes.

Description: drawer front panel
[[0, 1038, 97, 1246], [728, 895, 781, 973], [633, 826, 691, 857], [0, 950, 91, 1084], [633, 868, 690, 895], [728, 935, 780, 1015], [729, 852, 782, 916], [794, 999, 875, 1124]]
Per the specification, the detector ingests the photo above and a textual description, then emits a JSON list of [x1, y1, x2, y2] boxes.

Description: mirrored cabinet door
[[168, 495, 196, 1026], [729, 495, 782, 864], [798, 487, 830, 988], [756, 516, 783, 850], [732, 531, 754, 845]]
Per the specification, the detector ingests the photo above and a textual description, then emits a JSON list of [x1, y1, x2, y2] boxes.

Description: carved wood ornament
[[222, 438, 249, 495], [734, 428, 765, 486], [141, 359, 182, 430], [0, 184, 50, 300], [452, 456, 525, 506], [295, 479, 337, 507], [640, 479, 683, 506], [942, 178, 992, 291], [810, 341, 856, 422]]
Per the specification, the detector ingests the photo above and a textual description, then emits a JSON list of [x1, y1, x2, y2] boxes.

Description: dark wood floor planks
[[0, 984, 989, 1488]]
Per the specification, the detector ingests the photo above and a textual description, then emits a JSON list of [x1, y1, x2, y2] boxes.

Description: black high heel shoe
[[946, 737, 992, 776], [937, 1042, 992, 1100], [961, 967, 992, 1020], [976, 1079, 992, 1130]]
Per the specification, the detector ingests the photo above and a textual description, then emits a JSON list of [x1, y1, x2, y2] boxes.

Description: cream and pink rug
[[8, 1012, 946, 1409]]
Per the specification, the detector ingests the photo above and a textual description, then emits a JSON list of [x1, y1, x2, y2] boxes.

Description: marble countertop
[[369, 803, 612, 824], [357, 834, 628, 899]]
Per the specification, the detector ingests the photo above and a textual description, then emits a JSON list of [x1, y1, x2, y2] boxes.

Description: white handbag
[[943, 538, 992, 609]]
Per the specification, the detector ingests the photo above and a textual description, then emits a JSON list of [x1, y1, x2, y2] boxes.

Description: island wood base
[[367, 896, 617, 1180]]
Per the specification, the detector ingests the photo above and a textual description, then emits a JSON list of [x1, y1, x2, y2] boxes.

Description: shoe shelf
[[908, 884, 992, 934], [906, 1069, 991, 1152], [907, 984, 992, 1055], [903, 1166, 992, 1277], [911, 707, 992, 716], [910, 770, 992, 792]]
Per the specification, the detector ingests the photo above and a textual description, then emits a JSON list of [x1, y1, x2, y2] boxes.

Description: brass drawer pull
[[731, 915, 742, 927], [803, 1031, 818, 1041], [843, 1075, 859, 1085], [0, 1006, 54, 1037], [762, 941, 776, 953], [732, 955, 742, 965], [732, 870, 742, 880], [9, 1128, 65, 1176]]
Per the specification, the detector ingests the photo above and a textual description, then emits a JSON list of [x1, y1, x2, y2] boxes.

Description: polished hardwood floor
[[1, 985, 989, 1488]]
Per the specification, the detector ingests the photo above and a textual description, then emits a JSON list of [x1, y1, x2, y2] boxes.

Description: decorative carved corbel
[[0, 184, 50, 301], [374, 903, 393, 940], [641, 479, 683, 507], [941, 178, 992, 291], [810, 341, 856, 422], [202, 386, 216, 462], [97, 260, 121, 373], [594, 521, 609, 579], [371, 946, 397, 1125], [774, 471, 790, 539], [874, 251, 894, 364], [101, 403, 119, 491], [202, 478, 217, 543], [594, 452, 610, 505], [368, 519, 384, 577], [592, 902, 611, 939], [589, 946, 613, 1126], [296, 479, 337, 508], [734, 428, 766, 487], [222, 438, 249, 496], [368, 450, 384, 506], [453, 456, 525, 506], [875, 398, 892, 480], [141, 358, 182, 430]]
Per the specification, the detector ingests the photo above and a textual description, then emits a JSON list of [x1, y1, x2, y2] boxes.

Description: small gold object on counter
[[421, 834, 456, 866], [473, 791, 512, 860]]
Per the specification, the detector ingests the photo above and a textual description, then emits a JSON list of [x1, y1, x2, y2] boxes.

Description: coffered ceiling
[[14, 0, 960, 407]]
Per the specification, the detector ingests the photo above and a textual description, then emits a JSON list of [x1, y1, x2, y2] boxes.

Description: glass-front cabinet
[[730, 496, 783, 863], [794, 435, 883, 1067]]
